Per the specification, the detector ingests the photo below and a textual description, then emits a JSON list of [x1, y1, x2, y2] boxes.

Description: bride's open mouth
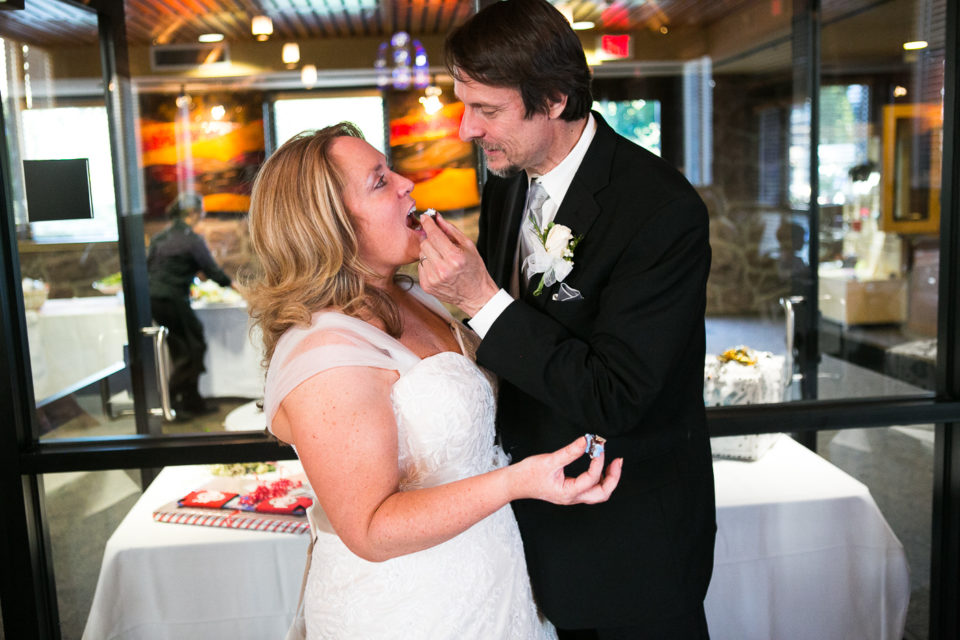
[[406, 208, 421, 231], [405, 207, 436, 231]]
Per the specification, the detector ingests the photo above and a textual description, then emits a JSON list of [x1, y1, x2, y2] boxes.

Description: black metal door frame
[[2, 0, 960, 638], [929, 1, 960, 638]]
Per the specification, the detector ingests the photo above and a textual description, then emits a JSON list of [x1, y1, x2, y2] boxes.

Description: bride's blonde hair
[[244, 122, 403, 363]]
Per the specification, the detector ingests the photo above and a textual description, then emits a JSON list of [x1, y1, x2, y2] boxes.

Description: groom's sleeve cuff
[[467, 289, 514, 339]]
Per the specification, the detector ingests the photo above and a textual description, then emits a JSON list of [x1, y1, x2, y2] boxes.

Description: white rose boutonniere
[[523, 214, 583, 297]]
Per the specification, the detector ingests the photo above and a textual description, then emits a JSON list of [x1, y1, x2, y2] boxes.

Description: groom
[[417, 0, 716, 637]]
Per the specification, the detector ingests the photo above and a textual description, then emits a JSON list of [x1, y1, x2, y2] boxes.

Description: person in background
[[147, 194, 231, 419]]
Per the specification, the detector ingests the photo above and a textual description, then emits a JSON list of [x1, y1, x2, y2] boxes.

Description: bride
[[244, 122, 623, 640]]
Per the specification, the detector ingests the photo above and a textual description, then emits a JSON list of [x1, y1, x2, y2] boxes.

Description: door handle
[[141, 325, 176, 421], [780, 295, 805, 386]]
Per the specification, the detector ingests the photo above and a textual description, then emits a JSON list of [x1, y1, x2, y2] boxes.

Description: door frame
[[2, 1, 960, 639]]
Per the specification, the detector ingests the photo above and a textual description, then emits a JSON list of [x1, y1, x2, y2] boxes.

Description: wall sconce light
[[282, 42, 300, 65], [301, 64, 318, 88], [252, 15, 273, 41], [902, 40, 928, 50]]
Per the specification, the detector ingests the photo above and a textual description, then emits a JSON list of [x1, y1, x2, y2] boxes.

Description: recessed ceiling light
[[572, 21, 595, 30], [252, 15, 273, 41], [301, 64, 318, 88], [198, 33, 224, 43], [282, 42, 300, 65], [902, 40, 928, 50]]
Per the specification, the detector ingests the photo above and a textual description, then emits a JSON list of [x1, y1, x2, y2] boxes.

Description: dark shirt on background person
[[147, 198, 231, 418], [147, 217, 231, 299]]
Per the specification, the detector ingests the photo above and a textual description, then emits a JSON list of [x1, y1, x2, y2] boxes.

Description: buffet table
[[83, 437, 909, 640], [192, 301, 264, 399], [26, 296, 263, 405]]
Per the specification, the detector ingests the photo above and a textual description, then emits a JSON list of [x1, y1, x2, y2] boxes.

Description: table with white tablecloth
[[82, 461, 308, 640], [705, 436, 909, 640], [192, 301, 264, 399], [26, 297, 130, 404], [26, 296, 264, 405], [83, 437, 909, 640]]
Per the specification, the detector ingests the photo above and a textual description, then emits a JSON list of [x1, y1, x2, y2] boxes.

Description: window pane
[[0, 6, 143, 440], [818, 0, 943, 404], [818, 424, 933, 639], [22, 106, 118, 241], [592, 99, 661, 156], [273, 92, 385, 152], [46, 469, 142, 639]]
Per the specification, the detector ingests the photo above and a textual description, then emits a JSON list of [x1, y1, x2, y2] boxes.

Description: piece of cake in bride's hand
[[419, 208, 437, 221], [584, 434, 606, 458]]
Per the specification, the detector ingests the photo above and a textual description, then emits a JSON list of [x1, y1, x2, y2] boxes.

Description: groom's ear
[[546, 93, 568, 120]]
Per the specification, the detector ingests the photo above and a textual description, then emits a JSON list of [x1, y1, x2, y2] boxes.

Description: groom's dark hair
[[444, 0, 593, 122]]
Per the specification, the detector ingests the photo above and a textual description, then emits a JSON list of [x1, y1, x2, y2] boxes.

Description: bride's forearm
[[350, 464, 525, 562]]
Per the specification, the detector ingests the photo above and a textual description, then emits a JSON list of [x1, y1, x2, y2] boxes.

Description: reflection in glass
[[273, 93, 386, 152], [0, 4, 140, 440], [22, 106, 118, 241], [882, 103, 941, 234], [592, 98, 661, 156]]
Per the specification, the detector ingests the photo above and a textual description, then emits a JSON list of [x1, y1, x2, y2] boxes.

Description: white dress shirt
[[469, 113, 597, 338]]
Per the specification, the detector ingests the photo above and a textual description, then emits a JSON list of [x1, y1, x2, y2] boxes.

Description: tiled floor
[[819, 426, 933, 640]]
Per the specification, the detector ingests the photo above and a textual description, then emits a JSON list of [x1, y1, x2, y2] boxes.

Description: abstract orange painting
[[387, 87, 481, 213]]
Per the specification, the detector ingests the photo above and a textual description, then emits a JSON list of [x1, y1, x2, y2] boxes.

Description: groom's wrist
[[466, 289, 514, 338], [458, 279, 500, 317]]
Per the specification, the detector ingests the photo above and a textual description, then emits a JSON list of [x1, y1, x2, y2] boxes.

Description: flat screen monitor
[[23, 158, 95, 222]]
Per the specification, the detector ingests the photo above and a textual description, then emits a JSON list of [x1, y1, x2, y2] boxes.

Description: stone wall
[[699, 186, 792, 317], [18, 216, 257, 300], [17, 242, 122, 299], [147, 216, 258, 284]]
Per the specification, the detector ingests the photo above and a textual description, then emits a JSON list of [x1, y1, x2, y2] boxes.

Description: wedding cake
[[704, 346, 786, 460]]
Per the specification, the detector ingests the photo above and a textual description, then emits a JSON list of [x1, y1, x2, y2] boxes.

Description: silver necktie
[[519, 180, 549, 288]]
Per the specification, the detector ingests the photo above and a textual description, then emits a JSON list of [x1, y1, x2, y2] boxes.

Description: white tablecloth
[[706, 437, 910, 639], [192, 302, 264, 399], [83, 438, 909, 640], [83, 461, 308, 640], [27, 297, 129, 403], [26, 297, 264, 404]]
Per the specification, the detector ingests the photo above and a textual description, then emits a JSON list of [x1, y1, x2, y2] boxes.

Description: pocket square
[[554, 283, 583, 302]]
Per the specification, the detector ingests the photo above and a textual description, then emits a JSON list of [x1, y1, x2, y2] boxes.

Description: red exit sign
[[600, 34, 632, 59]]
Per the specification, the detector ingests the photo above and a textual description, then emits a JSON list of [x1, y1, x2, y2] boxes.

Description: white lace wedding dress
[[263, 287, 556, 640]]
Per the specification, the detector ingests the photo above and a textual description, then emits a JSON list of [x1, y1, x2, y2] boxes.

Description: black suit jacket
[[476, 113, 716, 630]]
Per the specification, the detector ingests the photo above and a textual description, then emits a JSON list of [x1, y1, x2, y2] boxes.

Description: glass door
[[0, 3, 290, 635], [1, 0, 160, 443]]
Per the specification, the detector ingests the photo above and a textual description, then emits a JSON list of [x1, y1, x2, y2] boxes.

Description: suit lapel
[[490, 174, 527, 289], [552, 112, 615, 243], [523, 112, 616, 305]]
